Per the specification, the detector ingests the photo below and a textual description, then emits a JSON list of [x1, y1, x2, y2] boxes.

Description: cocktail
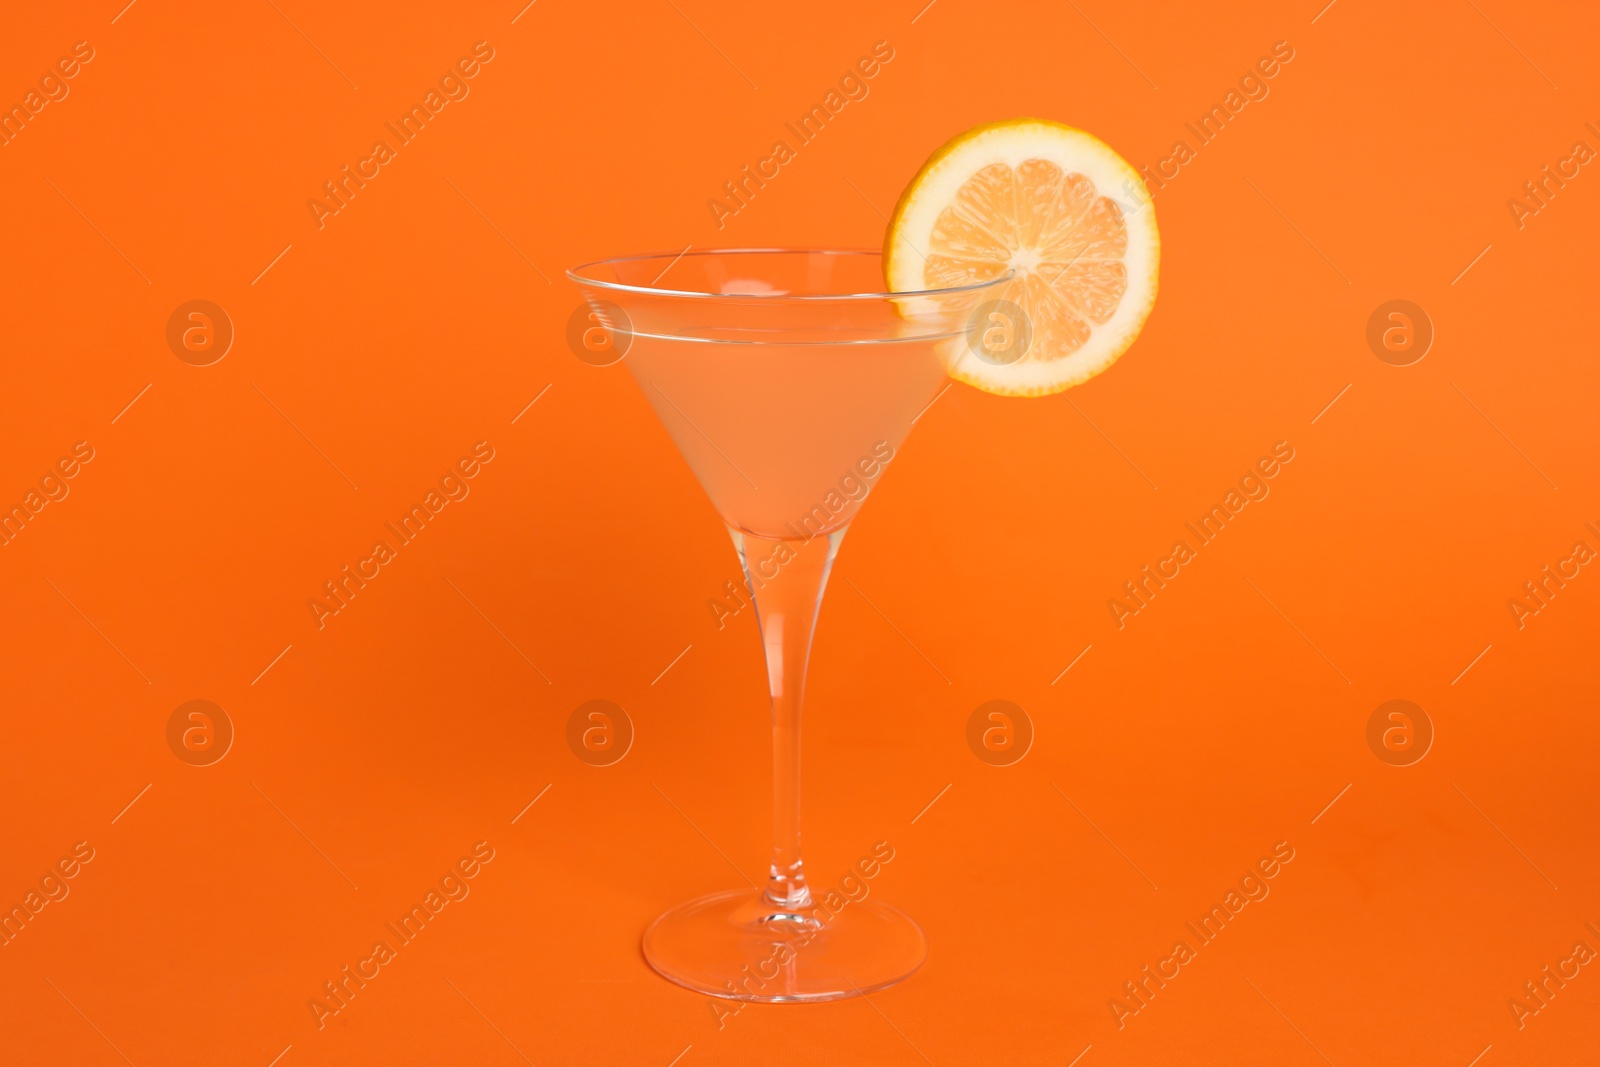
[[568, 120, 1159, 1002]]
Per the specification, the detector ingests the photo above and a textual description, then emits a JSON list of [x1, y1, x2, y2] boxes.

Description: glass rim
[[566, 247, 1014, 301]]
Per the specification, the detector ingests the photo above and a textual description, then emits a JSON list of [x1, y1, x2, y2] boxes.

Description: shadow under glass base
[[641, 888, 927, 1003]]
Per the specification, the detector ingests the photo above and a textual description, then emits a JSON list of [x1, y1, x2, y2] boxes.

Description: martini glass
[[568, 249, 1009, 1002]]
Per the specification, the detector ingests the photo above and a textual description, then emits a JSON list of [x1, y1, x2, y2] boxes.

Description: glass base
[[641, 888, 927, 1002]]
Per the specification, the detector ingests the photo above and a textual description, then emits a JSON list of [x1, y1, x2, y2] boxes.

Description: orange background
[[2, 1, 1598, 1064]]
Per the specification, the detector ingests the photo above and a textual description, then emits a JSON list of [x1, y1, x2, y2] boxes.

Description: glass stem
[[731, 526, 844, 914]]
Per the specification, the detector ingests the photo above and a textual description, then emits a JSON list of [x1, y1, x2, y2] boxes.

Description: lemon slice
[[885, 118, 1159, 396]]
